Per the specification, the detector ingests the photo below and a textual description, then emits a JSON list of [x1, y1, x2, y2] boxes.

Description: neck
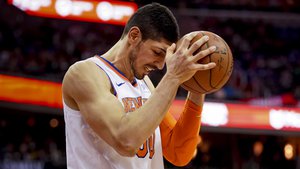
[[101, 39, 135, 83]]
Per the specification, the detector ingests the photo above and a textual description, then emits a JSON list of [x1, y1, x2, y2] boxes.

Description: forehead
[[143, 38, 171, 51]]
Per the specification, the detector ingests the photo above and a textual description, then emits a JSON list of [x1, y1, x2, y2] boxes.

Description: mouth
[[144, 66, 155, 74]]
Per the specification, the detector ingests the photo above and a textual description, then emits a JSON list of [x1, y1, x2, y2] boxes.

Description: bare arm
[[187, 92, 205, 106], [63, 60, 179, 157], [62, 32, 216, 157]]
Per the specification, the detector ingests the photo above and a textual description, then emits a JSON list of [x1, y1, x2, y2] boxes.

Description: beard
[[129, 42, 144, 80]]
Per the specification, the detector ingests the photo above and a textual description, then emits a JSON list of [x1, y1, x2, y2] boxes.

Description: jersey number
[[136, 133, 155, 159]]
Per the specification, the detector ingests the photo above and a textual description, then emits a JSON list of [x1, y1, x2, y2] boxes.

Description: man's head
[[121, 3, 180, 80], [121, 3, 179, 43]]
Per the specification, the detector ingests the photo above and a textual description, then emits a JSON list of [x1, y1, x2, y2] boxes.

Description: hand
[[165, 31, 216, 85]]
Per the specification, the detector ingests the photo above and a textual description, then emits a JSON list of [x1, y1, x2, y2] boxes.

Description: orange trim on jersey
[[136, 142, 148, 158], [148, 132, 155, 159], [96, 56, 131, 83], [160, 100, 202, 166]]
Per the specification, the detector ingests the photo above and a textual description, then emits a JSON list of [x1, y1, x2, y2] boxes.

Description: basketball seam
[[181, 83, 203, 94], [191, 76, 209, 93]]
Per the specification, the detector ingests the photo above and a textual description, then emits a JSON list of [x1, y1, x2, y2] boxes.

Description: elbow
[[172, 157, 192, 167], [167, 154, 192, 167], [116, 148, 137, 157], [114, 139, 138, 157], [164, 146, 197, 167]]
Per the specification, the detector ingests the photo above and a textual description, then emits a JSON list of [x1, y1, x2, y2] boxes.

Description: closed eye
[[153, 50, 162, 56]]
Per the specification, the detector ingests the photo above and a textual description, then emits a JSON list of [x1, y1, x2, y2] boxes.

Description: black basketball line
[[201, 31, 215, 90], [192, 76, 209, 93], [181, 83, 203, 94], [212, 38, 232, 88]]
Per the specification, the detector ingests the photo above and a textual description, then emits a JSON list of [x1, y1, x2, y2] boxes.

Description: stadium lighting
[[7, 0, 137, 26], [253, 141, 263, 157], [2, 74, 300, 133], [269, 109, 300, 130], [284, 144, 294, 160]]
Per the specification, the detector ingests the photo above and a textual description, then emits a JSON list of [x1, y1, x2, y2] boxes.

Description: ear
[[127, 26, 142, 45]]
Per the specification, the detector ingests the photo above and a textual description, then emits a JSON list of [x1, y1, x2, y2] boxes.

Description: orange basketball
[[180, 31, 234, 94]]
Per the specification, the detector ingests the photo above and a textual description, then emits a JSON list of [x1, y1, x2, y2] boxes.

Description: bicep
[[63, 61, 125, 147]]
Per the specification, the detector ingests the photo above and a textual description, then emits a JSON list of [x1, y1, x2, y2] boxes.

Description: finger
[[176, 32, 201, 53], [166, 43, 176, 59], [189, 62, 216, 71], [187, 35, 209, 56], [190, 46, 216, 63]]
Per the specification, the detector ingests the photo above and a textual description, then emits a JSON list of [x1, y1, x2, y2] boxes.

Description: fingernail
[[204, 36, 209, 41], [211, 46, 216, 51]]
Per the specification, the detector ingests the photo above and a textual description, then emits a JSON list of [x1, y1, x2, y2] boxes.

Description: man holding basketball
[[62, 3, 216, 169]]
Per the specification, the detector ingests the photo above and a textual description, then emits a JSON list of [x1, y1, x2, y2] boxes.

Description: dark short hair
[[121, 3, 179, 43]]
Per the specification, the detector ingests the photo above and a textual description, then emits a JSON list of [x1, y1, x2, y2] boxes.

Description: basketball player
[[62, 3, 216, 169]]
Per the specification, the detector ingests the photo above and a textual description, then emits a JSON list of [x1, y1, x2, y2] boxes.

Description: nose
[[154, 60, 165, 70]]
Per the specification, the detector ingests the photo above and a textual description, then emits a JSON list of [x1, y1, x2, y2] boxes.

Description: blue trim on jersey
[[143, 79, 150, 89], [95, 64, 117, 96], [99, 56, 137, 85]]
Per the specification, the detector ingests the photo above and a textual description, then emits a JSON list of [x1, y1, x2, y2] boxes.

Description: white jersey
[[63, 56, 164, 169]]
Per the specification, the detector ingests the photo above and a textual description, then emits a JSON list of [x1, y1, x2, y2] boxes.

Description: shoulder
[[63, 59, 109, 83], [62, 59, 111, 100], [66, 59, 97, 75]]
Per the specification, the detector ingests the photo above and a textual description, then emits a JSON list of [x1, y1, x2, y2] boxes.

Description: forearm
[[161, 94, 204, 166], [119, 75, 180, 149], [187, 92, 205, 107], [172, 93, 204, 147], [175, 98, 203, 136]]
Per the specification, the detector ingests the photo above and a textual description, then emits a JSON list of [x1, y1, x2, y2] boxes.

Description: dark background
[[1, 0, 300, 169]]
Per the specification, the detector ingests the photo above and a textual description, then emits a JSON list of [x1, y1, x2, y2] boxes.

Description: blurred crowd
[[0, 135, 65, 169], [0, 113, 66, 169], [1, 112, 299, 169], [1, 0, 300, 169], [1, 1, 300, 106], [182, 0, 300, 12]]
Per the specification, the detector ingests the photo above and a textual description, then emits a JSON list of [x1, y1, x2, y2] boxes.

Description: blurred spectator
[[0, 1, 299, 105], [1, 1, 300, 169], [0, 113, 66, 169]]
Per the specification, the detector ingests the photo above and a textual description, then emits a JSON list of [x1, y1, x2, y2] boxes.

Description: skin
[[62, 26, 216, 157]]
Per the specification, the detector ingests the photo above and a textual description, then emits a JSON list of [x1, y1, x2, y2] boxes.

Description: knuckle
[[192, 42, 201, 48], [184, 37, 192, 43], [196, 51, 204, 58], [187, 64, 194, 70], [176, 49, 183, 56], [177, 49, 189, 57], [200, 65, 207, 70], [190, 32, 199, 37]]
